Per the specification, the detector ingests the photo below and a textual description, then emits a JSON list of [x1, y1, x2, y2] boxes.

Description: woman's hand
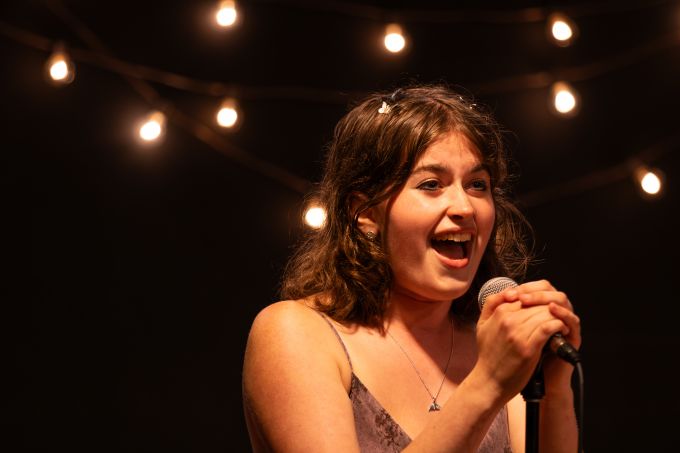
[[473, 279, 581, 401], [511, 280, 581, 394]]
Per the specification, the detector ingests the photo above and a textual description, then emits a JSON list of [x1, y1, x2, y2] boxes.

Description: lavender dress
[[321, 314, 513, 453]]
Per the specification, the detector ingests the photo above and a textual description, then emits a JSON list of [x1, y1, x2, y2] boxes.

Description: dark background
[[7, 0, 679, 451]]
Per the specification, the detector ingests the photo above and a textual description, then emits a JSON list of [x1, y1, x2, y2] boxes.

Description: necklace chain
[[386, 317, 454, 412]]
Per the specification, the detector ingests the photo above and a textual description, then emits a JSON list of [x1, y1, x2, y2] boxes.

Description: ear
[[350, 193, 380, 236]]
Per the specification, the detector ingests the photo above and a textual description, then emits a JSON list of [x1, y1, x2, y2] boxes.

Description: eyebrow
[[411, 163, 488, 175]]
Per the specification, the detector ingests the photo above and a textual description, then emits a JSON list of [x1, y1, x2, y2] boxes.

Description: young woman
[[242, 85, 580, 452]]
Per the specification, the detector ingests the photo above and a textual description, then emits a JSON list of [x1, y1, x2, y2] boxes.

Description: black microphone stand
[[521, 357, 545, 453]]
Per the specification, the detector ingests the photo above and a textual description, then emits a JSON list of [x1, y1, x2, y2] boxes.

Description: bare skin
[[243, 132, 580, 452]]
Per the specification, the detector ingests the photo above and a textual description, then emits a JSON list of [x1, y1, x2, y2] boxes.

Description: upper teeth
[[434, 232, 471, 242]]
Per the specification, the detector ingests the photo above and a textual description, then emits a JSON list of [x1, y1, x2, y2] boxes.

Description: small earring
[[365, 231, 376, 240]]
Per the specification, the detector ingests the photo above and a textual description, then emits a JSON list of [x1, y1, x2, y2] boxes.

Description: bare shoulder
[[245, 299, 333, 355], [250, 299, 319, 331], [243, 299, 331, 404], [243, 299, 358, 451], [244, 300, 354, 395]]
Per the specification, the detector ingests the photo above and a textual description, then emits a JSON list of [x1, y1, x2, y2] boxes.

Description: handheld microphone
[[478, 277, 581, 365]]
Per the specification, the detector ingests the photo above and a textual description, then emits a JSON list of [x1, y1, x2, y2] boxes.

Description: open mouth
[[431, 232, 471, 261]]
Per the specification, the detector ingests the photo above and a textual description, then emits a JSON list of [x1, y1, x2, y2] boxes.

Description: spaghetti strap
[[316, 312, 354, 372]]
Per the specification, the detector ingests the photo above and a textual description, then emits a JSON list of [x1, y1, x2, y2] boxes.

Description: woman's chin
[[391, 282, 471, 305]]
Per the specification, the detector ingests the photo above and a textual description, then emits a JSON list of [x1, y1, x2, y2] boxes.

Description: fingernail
[[506, 289, 518, 298]]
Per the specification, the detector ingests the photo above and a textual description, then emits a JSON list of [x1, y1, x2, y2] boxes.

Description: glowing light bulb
[[304, 206, 326, 229], [138, 111, 166, 142], [641, 172, 661, 195], [384, 24, 406, 53], [217, 108, 237, 127], [555, 90, 576, 113], [50, 60, 69, 80], [216, 98, 239, 128], [635, 167, 664, 197], [550, 82, 579, 116], [45, 44, 75, 86], [216, 0, 238, 27], [552, 20, 573, 41], [547, 13, 577, 46]]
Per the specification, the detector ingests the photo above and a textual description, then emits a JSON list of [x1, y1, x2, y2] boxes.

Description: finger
[[518, 291, 572, 310], [527, 318, 567, 350], [509, 305, 559, 337], [548, 303, 581, 347], [515, 279, 556, 294], [548, 302, 579, 324], [479, 286, 520, 318], [498, 306, 563, 358]]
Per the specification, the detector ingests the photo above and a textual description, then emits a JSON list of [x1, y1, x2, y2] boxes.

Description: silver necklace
[[386, 317, 454, 412]]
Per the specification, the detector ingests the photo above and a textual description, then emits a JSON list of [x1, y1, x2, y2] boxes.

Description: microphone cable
[[575, 361, 584, 453]]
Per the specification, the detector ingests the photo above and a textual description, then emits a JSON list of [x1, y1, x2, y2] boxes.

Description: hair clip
[[378, 101, 391, 114]]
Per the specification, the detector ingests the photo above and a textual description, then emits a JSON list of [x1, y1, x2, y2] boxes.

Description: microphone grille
[[478, 277, 518, 309]]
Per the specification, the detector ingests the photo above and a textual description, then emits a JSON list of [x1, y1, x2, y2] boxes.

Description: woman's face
[[382, 131, 496, 303]]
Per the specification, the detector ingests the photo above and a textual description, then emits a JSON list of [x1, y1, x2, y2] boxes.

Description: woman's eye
[[470, 179, 489, 191], [417, 180, 441, 191]]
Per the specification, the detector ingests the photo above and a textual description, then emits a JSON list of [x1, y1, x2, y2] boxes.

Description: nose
[[445, 186, 474, 220]]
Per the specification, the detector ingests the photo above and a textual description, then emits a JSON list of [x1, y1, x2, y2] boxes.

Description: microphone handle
[[549, 333, 581, 365]]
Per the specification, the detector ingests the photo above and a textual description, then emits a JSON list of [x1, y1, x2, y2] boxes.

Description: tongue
[[432, 241, 465, 260]]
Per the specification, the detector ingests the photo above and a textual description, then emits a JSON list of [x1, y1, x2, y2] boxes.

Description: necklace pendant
[[428, 401, 442, 412]]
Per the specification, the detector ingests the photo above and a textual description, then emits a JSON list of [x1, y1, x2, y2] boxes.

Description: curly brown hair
[[281, 84, 533, 329]]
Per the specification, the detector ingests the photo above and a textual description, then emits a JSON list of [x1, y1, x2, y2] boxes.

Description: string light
[[550, 81, 579, 117], [6, 4, 672, 209], [635, 166, 664, 197], [45, 42, 75, 86], [548, 13, 578, 47], [216, 1, 238, 27], [304, 205, 327, 229], [216, 98, 239, 128], [138, 111, 166, 142], [383, 23, 406, 53]]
